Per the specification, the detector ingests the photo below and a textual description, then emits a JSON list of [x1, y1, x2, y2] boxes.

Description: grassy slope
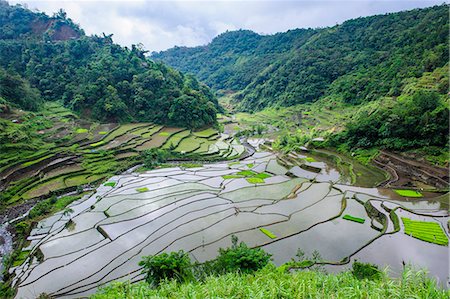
[[92, 265, 448, 299]]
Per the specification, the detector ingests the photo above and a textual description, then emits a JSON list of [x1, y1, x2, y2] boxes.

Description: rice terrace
[[0, 1, 449, 298]]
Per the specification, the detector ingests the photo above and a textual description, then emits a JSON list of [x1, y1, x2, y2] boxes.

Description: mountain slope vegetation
[[153, 5, 448, 112], [0, 1, 218, 128]]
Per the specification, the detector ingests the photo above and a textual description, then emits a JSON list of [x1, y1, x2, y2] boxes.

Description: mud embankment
[[374, 150, 449, 190]]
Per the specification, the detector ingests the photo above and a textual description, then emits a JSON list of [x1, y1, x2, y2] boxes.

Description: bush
[[214, 235, 272, 274], [352, 261, 382, 280], [28, 199, 52, 219], [139, 250, 193, 286], [142, 148, 170, 169]]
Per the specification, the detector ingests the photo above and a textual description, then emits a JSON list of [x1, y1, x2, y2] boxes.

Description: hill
[[0, 1, 218, 128], [153, 5, 448, 112]]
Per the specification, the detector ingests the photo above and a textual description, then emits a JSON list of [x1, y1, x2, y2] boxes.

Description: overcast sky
[[10, 0, 446, 52]]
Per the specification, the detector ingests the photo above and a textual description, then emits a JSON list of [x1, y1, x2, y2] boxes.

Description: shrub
[[142, 148, 170, 169], [352, 261, 382, 280], [139, 250, 193, 287], [214, 235, 271, 274]]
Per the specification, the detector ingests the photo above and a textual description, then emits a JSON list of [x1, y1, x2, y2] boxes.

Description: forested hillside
[[152, 29, 316, 92], [153, 5, 448, 112], [0, 1, 218, 128]]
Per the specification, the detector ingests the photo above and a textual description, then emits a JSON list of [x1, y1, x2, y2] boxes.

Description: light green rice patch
[[343, 214, 365, 224], [136, 187, 149, 193], [254, 173, 271, 179], [90, 141, 105, 147], [98, 131, 108, 135], [247, 177, 265, 184], [76, 128, 88, 134], [402, 217, 448, 246], [193, 128, 218, 138], [236, 170, 256, 177], [104, 182, 116, 187], [260, 228, 277, 239], [247, 163, 254, 168], [305, 157, 316, 163], [159, 132, 170, 136], [395, 189, 423, 198], [222, 175, 243, 179]]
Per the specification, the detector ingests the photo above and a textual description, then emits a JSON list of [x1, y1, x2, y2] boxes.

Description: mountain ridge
[[152, 4, 448, 111]]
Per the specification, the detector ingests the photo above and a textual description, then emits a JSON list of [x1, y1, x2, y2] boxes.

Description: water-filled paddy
[[12, 151, 449, 298]]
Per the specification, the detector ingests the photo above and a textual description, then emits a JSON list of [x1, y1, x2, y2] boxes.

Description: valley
[[0, 1, 448, 298]]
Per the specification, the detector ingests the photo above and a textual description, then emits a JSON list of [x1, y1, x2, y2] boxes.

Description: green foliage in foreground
[[402, 218, 448, 246], [92, 264, 449, 299], [343, 214, 365, 224], [394, 189, 423, 198], [139, 251, 193, 287], [138, 236, 271, 288]]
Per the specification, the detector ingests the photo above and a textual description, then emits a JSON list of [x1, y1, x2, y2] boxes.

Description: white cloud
[[9, 0, 446, 51]]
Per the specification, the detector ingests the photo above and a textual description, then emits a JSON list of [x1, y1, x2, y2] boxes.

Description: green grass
[[247, 177, 265, 184], [136, 187, 149, 193], [343, 214, 365, 224], [260, 228, 277, 239], [394, 189, 423, 198], [91, 265, 449, 299], [402, 217, 448, 246], [104, 182, 116, 187], [76, 128, 88, 134]]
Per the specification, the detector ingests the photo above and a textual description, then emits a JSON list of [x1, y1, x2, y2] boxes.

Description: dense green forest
[[0, 1, 218, 128], [152, 29, 317, 92], [153, 5, 448, 112]]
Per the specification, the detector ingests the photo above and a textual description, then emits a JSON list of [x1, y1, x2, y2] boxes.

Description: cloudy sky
[[10, 0, 446, 52]]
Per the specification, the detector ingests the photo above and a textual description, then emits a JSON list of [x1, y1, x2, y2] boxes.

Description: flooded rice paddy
[[12, 143, 449, 298]]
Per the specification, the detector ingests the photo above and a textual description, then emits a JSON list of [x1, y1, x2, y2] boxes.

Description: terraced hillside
[[0, 104, 245, 213], [10, 145, 448, 298]]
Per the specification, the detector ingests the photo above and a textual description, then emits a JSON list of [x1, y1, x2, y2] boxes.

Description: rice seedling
[[402, 217, 448, 245], [76, 128, 88, 133], [343, 214, 365, 224], [246, 177, 265, 184], [394, 189, 423, 198], [260, 228, 277, 239]]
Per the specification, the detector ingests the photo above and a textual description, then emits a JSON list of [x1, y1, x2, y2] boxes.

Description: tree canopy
[[153, 5, 448, 112], [0, 1, 218, 127]]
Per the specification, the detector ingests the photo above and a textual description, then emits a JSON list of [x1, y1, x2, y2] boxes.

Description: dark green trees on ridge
[[0, 1, 218, 128]]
